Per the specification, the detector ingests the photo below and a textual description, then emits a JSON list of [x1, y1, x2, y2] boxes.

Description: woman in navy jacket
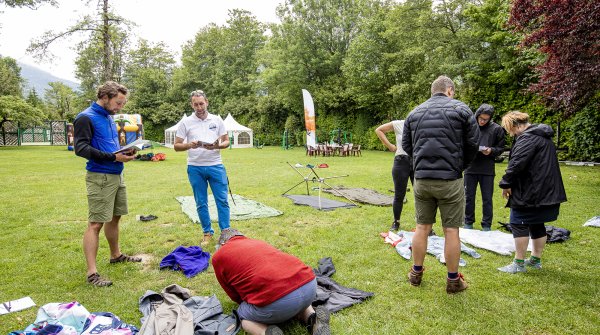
[[497, 111, 567, 274]]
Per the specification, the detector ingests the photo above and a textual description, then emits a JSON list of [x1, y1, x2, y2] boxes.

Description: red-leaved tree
[[509, 0, 600, 116]]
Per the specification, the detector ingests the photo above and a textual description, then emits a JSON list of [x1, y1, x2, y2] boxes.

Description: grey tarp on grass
[[322, 186, 393, 206], [284, 194, 357, 211], [583, 216, 600, 227], [176, 195, 282, 223]]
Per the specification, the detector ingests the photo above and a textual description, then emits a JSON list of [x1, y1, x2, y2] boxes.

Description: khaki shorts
[[413, 178, 464, 228], [85, 171, 128, 223]]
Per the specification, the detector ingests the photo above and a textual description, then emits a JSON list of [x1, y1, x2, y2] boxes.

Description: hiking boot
[[307, 306, 330, 335], [408, 267, 424, 286], [482, 227, 491, 232], [446, 273, 468, 294], [498, 261, 527, 274], [524, 259, 542, 269], [390, 221, 400, 231], [87, 273, 112, 287], [463, 224, 473, 229], [265, 325, 283, 335], [201, 233, 213, 247]]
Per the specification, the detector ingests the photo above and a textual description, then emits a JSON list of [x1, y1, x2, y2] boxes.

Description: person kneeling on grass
[[211, 229, 330, 335]]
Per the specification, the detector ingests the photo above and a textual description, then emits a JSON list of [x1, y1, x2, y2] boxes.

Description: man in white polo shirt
[[174, 90, 231, 246]]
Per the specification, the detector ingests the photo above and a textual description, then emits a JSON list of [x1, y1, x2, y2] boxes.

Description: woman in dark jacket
[[497, 111, 567, 274]]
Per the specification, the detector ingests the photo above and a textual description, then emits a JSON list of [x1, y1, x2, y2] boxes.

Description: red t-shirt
[[212, 236, 315, 307]]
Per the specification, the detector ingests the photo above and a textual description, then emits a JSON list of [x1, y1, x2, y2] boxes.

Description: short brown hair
[[501, 110, 529, 133], [97, 81, 128, 99], [431, 75, 455, 95]]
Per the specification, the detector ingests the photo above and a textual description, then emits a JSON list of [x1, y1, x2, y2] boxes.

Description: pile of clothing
[[135, 153, 166, 161], [8, 301, 138, 335]]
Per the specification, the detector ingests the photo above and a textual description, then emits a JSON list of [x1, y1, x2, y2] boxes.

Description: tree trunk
[[101, 0, 112, 82]]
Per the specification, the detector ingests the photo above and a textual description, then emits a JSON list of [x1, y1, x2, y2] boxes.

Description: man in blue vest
[[74, 81, 141, 287]]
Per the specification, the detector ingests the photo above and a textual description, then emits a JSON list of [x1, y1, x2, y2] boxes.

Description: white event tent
[[164, 113, 187, 148], [223, 113, 253, 148], [164, 113, 253, 148]]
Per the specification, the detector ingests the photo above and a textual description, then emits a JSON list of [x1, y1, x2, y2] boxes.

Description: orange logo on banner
[[304, 108, 316, 132]]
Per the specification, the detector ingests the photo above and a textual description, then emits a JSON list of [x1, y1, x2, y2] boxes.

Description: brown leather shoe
[[408, 267, 424, 286], [446, 273, 468, 294], [201, 233, 213, 246]]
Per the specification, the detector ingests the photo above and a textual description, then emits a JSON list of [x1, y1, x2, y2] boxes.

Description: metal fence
[[0, 121, 67, 146]]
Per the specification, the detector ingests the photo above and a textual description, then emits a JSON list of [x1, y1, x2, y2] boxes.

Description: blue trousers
[[237, 278, 317, 323], [187, 164, 230, 235]]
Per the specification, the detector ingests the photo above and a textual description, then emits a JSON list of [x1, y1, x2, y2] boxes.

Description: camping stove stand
[[282, 162, 359, 209]]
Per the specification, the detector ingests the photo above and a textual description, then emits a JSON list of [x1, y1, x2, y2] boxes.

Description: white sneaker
[[498, 261, 526, 274]]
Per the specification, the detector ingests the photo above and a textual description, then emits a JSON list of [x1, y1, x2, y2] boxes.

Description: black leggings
[[511, 223, 546, 239], [392, 155, 414, 222]]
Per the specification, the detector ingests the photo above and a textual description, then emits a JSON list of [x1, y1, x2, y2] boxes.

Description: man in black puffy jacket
[[402, 75, 479, 294], [464, 104, 506, 231]]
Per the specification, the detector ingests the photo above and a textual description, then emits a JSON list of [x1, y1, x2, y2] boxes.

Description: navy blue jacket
[[402, 93, 480, 180], [74, 102, 123, 174]]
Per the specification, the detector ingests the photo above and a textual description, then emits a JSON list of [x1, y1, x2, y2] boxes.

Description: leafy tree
[[176, 9, 266, 118], [259, 0, 379, 139], [122, 39, 177, 138], [509, 0, 600, 115], [343, 0, 433, 122], [0, 0, 55, 9], [74, 25, 129, 99], [27, 0, 132, 86], [454, 0, 543, 118], [25, 88, 43, 107], [0, 56, 23, 97], [564, 96, 600, 162], [0, 95, 44, 128], [44, 82, 78, 120]]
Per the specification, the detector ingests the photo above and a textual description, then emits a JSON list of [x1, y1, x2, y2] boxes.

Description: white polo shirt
[[392, 120, 408, 156], [176, 112, 227, 166]]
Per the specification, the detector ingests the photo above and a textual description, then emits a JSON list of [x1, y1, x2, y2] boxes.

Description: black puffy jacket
[[499, 124, 567, 208], [402, 93, 480, 180]]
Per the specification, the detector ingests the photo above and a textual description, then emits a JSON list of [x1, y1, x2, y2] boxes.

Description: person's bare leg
[[412, 224, 432, 267], [530, 235, 546, 258], [83, 222, 104, 276], [443, 227, 460, 273], [241, 320, 269, 335], [514, 236, 529, 260], [104, 215, 122, 259]]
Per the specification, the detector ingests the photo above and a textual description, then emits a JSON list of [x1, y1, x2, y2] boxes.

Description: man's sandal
[[110, 254, 142, 264], [87, 273, 112, 287]]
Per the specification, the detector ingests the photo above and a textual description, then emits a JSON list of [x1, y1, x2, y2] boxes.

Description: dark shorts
[[413, 178, 464, 228], [510, 204, 560, 225], [85, 171, 128, 223]]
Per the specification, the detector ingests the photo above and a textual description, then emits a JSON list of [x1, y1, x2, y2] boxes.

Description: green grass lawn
[[1, 146, 599, 334]]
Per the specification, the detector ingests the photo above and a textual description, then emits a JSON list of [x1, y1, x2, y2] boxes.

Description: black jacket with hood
[[402, 93, 480, 180], [499, 124, 567, 209], [465, 104, 506, 176]]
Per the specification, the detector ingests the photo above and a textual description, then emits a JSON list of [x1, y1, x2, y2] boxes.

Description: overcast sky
[[0, 0, 283, 82]]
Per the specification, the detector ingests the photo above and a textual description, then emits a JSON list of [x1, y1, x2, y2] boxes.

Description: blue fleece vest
[[75, 102, 123, 174]]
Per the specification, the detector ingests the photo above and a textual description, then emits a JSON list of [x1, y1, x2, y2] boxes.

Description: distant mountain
[[18, 61, 80, 95]]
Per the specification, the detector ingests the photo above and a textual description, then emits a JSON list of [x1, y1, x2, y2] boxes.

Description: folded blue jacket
[[160, 246, 210, 278]]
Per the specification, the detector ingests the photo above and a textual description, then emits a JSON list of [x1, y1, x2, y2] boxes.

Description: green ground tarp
[[176, 194, 283, 223]]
